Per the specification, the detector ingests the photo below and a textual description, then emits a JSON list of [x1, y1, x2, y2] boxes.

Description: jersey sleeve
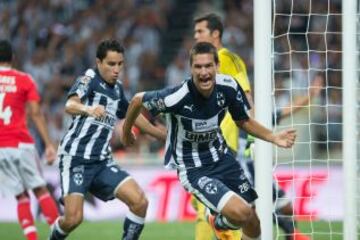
[[116, 84, 130, 119], [227, 83, 250, 122], [25, 75, 40, 102], [219, 51, 251, 92], [142, 86, 181, 116], [68, 74, 93, 101]]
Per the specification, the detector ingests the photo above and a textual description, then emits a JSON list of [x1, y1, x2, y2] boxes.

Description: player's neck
[[196, 85, 214, 99], [213, 40, 222, 50], [201, 88, 213, 98]]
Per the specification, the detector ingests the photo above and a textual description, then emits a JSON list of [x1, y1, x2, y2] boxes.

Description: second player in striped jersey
[[49, 39, 166, 240]]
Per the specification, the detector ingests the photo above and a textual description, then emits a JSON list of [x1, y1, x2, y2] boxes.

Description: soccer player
[[122, 42, 296, 240], [192, 12, 254, 240], [0, 39, 59, 240], [48, 39, 166, 240]]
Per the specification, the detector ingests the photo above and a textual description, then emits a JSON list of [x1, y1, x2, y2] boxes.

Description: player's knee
[[129, 192, 148, 216], [229, 204, 253, 226], [136, 194, 149, 213], [243, 210, 261, 237]]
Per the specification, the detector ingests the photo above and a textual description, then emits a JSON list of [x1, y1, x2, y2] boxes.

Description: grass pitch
[[0, 220, 344, 240]]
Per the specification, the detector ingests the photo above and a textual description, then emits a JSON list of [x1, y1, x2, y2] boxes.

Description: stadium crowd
[[0, 0, 342, 156]]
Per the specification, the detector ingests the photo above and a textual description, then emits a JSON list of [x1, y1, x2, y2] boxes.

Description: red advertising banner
[[0, 165, 343, 222]]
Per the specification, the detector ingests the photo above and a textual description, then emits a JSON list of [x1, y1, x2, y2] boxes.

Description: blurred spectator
[[23, 48, 53, 94], [1, 0, 341, 156], [165, 51, 189, 86]]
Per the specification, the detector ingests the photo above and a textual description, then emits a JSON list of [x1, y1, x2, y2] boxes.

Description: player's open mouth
[[199, 77, 211, 83]]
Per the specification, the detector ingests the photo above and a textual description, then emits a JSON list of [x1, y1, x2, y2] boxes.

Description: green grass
[[278, 221, 344, 240], [0, 221, 346, 240], [0, 221, 195, 240]]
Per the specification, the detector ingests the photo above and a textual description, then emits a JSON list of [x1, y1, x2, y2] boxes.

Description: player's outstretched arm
[[279, 74, 323, 120], [237, 118, 296, 148], [122, 92, 145, 146], [65, 95, 106, 118], [134, 114, 167, 141], [27, 101, 56, 164]]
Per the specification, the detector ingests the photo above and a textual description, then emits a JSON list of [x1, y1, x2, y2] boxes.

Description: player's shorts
[[0, 144, 46, 196], [59, 155, 130, 201], [178, 151, 258, 213]]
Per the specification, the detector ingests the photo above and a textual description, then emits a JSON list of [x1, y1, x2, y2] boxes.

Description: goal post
[[254, 0, 273, 238], [254, 0, 273, 237], [342, 0, 358, 238], [255, 0, 359, 239]]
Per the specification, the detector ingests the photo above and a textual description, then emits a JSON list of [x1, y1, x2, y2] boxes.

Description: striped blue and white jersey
[[143, 74, 250, 169], [58, 68, 129, 162]]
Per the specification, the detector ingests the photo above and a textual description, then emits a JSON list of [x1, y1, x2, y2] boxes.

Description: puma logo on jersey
[[184, 104, 194, 112]]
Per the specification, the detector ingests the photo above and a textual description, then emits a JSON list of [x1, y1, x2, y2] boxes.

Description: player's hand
[[273, 128, 297, 148], [45, 144, 57, 165], [87, 105, 106, 118], [122, 129, 136, 146]]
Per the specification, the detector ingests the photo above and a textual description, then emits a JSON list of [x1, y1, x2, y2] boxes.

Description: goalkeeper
[[239, 75, 323, 240], [192, 13, 254, 240]]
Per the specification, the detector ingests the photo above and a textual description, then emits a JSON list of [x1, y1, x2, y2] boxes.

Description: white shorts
[[0, 143, 46, 196]]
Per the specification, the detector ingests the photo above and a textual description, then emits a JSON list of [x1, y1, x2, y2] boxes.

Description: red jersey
[[0, 66, 40, 147]]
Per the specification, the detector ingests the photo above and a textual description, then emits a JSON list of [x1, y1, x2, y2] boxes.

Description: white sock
[[126, 211, 145, 224]]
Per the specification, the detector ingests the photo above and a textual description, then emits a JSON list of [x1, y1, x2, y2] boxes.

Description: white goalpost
[[254, 0, 273, 238], [342, 0, 358, 238], [255, 0, 359, 239]]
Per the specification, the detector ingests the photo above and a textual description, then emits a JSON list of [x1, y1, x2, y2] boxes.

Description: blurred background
[[0, 0, 342, 161], [0, 0, 348, 239]]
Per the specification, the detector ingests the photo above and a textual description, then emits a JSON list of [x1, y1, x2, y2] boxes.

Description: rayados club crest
[[216, 92, 225, 107]]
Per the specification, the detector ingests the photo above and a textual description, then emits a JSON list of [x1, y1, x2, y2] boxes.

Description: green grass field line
[[0, 221, 345, 240]]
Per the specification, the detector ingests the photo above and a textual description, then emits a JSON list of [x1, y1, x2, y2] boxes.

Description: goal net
[[271, 0, 359, 239]]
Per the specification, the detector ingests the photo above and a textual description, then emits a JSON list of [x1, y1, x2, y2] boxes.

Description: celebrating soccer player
[[122, 42, 296, 240], [192, 12, 254, 240]]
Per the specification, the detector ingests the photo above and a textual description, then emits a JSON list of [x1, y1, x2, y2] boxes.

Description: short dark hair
[[0, 39, 13, 63], [96, 39, 124, 61], [194, 13, 224, 39], [189, 42, 219, 66]]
